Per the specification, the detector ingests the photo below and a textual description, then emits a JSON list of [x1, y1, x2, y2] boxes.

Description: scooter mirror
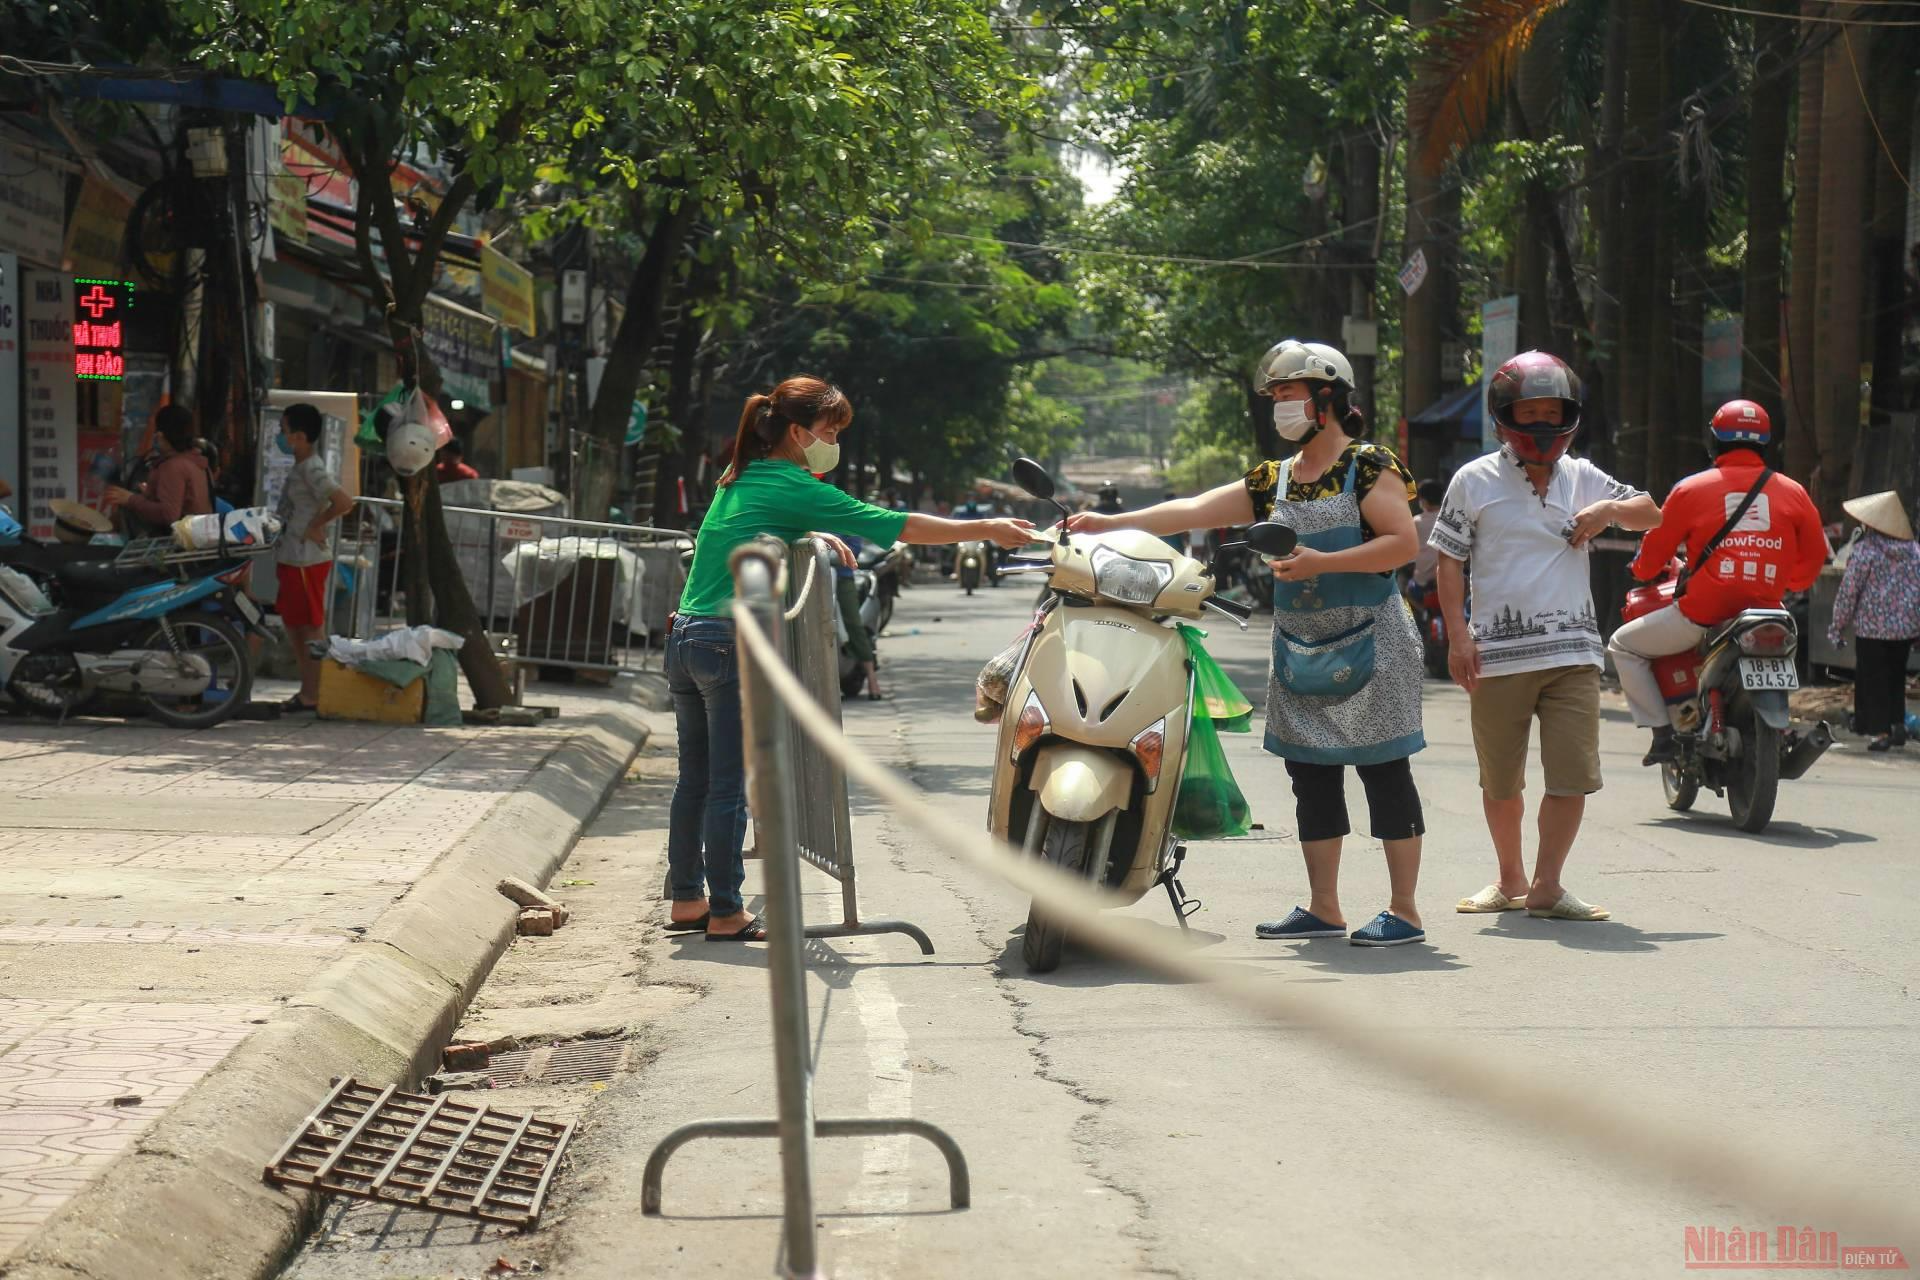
[[1246, 521, 1298, 558], [1012, 457, 1055, 501]]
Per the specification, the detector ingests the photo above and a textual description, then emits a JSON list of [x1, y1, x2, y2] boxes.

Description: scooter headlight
[[1011, 690, 1049, 761], [1089, 546, 1173, 606]]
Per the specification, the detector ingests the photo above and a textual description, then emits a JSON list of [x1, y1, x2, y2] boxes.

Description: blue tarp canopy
[[1409, 383, 1482, 441], [54, 73, 328, 119]]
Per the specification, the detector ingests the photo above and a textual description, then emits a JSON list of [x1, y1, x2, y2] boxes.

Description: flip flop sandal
[[1455, 884, 1527, 913], [1527, 892, 1611, 921], [663, 913, 710, 932], [706, 916, 769, 942]]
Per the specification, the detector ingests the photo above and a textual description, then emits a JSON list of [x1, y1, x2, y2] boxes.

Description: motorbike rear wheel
[[1727, 700, 1779, 833], [1660, 760, 1699, 811], [1024, 817, 1092, 973], [141, 615, 251, 730]]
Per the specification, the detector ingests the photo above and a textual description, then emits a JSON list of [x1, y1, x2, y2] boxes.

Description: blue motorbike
[[0, 506, 270, 728]]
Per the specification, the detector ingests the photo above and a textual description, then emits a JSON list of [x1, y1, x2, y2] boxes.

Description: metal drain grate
[[264, 1077, 573, 1226], [487, 1038, 633, 1087]]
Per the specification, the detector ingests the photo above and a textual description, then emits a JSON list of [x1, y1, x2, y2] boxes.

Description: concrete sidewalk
[[0, 677, 657, 1278]]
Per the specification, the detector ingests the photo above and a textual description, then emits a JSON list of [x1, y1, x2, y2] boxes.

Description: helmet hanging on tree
[[386, 420, 438, 477], [1487, 350, 1583, 466]]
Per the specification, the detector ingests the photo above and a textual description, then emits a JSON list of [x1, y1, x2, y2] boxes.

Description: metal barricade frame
[[641, 542, 968, 1279], [326, 495, 690, 676]]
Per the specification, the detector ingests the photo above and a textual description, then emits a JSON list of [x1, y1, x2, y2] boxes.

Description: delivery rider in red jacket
[[1611, 400, 1829, 766]]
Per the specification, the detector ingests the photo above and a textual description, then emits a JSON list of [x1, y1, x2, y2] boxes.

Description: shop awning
[[1409, 382, 1483, 440]]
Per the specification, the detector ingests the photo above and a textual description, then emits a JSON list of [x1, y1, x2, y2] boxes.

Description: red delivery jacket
[[1629, 450, 1829, 625]]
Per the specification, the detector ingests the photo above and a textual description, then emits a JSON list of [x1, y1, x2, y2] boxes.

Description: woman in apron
[[1069, 339, 1428, 946]]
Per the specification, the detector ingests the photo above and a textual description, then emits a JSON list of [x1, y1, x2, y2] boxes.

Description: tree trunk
[[1401, 0, 1451, 423], [1741, 0, 1793, 461], [1343, 128, 1382, 423], [1647, 191, 1680, 496], [1512, 14, 1562, 352], [581, 198, 698, 521], [1811, 4, 1869, 516], [1589, 0, 1633, 471], [341, 124, 512, 710], [1615, 0, 1666, 488], [1784, 4, 1826, 485], [1865, 24, 1916, 506]]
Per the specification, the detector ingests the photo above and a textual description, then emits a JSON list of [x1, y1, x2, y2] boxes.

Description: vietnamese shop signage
[[22, 271, 76, 541], [423, 295, 495, 412], [71, 277, 133, 381]]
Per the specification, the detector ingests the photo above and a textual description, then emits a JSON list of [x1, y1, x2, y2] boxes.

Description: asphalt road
[[291, 577, 1920, 1279]]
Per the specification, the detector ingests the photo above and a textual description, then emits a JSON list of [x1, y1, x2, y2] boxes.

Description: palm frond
[[1409, 0, 1572, 177]]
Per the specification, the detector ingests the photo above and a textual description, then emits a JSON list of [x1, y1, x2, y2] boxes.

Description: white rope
[[730, 595, 1918, 1249], [783, 552, 820, 622]]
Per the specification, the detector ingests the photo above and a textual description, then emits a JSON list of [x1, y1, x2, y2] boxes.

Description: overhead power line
[[1673, 0, 1920, 25]]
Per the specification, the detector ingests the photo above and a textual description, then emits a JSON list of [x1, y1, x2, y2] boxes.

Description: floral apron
[[1262, 455, 1425, 766]]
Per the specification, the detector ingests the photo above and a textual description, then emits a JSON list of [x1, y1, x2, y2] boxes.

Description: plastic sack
[[974, 621, 1038, 724], [1172, 710, 1252, 840], [1178, 624, 1252, 733], [402, 386, 455, 450], [171, 507, 284, 551]]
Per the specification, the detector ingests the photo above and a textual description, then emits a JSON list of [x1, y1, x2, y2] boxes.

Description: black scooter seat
[[54, 558, 174, 597]]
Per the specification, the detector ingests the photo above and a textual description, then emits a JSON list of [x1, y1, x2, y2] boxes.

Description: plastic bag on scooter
[[1173, 710, 1252, 840], [1178, 624, 1252, 733], [974, 621, 1038, 723]]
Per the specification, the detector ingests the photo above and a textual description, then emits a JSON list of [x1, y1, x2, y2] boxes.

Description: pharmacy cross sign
[[78, 285, 117, 320]]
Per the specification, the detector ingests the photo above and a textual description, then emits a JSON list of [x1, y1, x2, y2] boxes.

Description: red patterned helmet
[[1487, 350, 1582, 466], [1709, 399, 1770, 448]]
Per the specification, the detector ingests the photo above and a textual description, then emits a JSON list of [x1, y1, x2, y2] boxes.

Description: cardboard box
[[317, 658, 425, 724]]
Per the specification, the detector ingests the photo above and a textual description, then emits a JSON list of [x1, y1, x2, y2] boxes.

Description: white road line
[[828, 976, 913, 1278]]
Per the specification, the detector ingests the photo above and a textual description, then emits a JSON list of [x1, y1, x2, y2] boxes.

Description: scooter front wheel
[[1024, 817, 1092, 973], [1660, 760, 1699, 812]]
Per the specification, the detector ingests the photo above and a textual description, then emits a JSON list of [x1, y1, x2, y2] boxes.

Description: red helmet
[[1709, 399, 1770, 448], [1487, 351, 1582, 466]]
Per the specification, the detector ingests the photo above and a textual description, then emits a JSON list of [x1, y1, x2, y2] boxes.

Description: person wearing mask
[[1072, 339, 1430, 947], [273, 403, 356, 712], [103, 405, 213, 534], [435, 437, 480, 484], [1433, 351, 1661, 922], [1093, 483, 1125, 516], [1829, 490, 1920, 752], [1612, 401, 1828, 765], [666, 376, 1034, 941]]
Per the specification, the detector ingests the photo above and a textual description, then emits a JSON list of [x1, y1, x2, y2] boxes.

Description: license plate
[[1739, 657, 1797, 691], [233, 594, 262, 626]]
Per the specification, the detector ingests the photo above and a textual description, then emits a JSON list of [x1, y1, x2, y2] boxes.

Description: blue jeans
[[665, 616, 749, 917]]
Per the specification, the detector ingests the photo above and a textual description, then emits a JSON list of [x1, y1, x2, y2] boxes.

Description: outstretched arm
[[1067, 478, 1255, 537]]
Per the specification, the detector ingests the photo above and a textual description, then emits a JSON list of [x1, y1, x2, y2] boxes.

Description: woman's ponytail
[[717, 378, 853, 487]]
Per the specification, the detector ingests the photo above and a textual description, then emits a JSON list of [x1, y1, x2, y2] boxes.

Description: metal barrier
[[641, 541, 969, 1279], [780, 539, 935, 952], [324, 496, 689, 674]]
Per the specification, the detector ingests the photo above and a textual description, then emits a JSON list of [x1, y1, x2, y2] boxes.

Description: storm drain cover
[[487, 1038, 634, 1087], [264, 1077, 573, 1226]]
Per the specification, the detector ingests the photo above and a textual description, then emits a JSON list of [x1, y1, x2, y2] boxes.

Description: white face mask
[[800, 428, 841, 474], [1272, 399, 1317, 442]]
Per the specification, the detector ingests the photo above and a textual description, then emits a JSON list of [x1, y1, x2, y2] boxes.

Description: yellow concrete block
[[316, 659, 425, 724]]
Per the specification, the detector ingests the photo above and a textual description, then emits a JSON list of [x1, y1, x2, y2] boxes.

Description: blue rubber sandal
[[1349, 911, 1426, 947], [1254, 907, 1348, 940]]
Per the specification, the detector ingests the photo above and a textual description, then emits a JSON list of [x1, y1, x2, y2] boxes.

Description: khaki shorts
[[1469, 664, 1603, 800]]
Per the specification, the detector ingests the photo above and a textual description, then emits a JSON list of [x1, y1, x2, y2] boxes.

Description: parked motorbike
[[1409, 582, 1449, 679], [0, 506, 269, 728], [987, 458, 1289, 972], [1205, 528, 1273, 611], [833, 558, 886, 699], [1623, 563, 1832, 833], [858, 539, 908, 633], [956, 540, 990, 595]]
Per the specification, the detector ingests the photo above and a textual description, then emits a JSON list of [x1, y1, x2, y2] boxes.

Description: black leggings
[[1853, 637, 1914, 737], [1283, 757, 1425, 843]]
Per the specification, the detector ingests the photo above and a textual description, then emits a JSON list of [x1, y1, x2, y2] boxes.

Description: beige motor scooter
[[987, 459, 1293, 972]]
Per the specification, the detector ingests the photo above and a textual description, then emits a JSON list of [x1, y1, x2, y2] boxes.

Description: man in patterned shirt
[[1431, 352, 1661, 922]]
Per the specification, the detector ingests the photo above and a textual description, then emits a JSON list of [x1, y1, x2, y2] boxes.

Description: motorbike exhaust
[[84, 650, 212, 697], [1779, 720, 1833, 781]]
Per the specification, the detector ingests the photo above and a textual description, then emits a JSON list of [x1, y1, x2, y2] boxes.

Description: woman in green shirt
[[670, 376, 1034, 940]]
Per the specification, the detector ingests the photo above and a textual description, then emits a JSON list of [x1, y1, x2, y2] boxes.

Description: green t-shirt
[[677, 460, 911, 617]]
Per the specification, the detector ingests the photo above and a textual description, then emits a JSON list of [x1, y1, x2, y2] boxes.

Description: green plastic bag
[[1173, 710, 1252, 840], [1179, 624, 1252, 733]]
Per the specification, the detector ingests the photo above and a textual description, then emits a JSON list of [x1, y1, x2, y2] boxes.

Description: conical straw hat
[[1842, 490, 1914, 541]]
